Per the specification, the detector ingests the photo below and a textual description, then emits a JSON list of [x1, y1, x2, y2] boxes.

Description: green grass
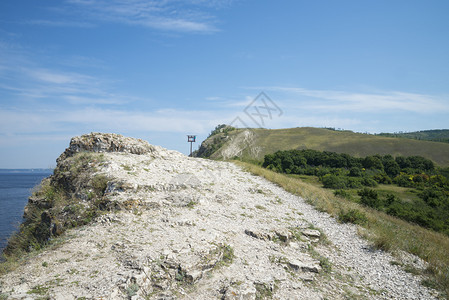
[[204, 127, 449, 167], [234, 161, 449, 297]]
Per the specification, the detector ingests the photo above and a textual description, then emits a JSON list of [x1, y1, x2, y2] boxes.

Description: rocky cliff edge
[[0, 133, 437, 299]]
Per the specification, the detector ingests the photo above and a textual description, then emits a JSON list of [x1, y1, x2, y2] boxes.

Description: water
[[0, 170, 52, 252]]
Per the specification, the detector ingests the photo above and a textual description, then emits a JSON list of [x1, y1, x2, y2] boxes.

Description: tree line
[[262, 149, 449, 235]]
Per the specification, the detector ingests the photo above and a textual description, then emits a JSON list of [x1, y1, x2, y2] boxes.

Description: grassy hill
[[377, 129, 449, 143], [196, 127, 449, 167]]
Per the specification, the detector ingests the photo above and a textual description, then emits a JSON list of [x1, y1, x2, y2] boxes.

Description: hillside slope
[[0, 133, 437, 299], [196, 127, 449, 167], [378, 129, 449, 143]]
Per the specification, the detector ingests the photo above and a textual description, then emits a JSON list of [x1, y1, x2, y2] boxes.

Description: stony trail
[[0, 133, 437, 299]]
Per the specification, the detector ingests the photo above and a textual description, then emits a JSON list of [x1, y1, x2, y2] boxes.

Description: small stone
[[275, 228, 293, 242], [224, 282, 257, 300], [302, 229, 321, 239], [244, 229, 270, 241], [288, 259, 321, 273]]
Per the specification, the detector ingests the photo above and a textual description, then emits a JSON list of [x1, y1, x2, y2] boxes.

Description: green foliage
[[378, 129, 449, 144], [263, 149, 434, 176], [358, 188, 380, 209], [255, 282, 275, 299], [220, 244, 235, 266], [90, 175, 109, 196], [27, 284, 49, 295], [363, 155, 384, 171], [321, 174, 346, 189], [209, 124, 235, 137], [236, 160, 449, 297], [262, 148, 449, 237], [2, 153, 111, 265], [349, 167, 362, 177], [334, 189, 352, 199], [338, 209, 367, 225], [126, 283, 139, 297]]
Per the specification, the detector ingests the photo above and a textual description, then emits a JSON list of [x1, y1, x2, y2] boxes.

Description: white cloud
[[261, 86, 449, 114], [24, 68, 94, 85], [0, 54, 130, 105], [26, 19, 93, 28], [57, 0, 223, 33], [0, 106, 231, 138]]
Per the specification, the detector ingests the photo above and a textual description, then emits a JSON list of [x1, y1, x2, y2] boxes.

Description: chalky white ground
[[0, 146, 437, 299]]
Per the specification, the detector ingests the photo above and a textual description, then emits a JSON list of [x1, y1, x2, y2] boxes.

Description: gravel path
[[0, 134, 438, 299]]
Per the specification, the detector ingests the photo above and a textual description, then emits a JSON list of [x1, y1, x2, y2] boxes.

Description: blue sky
[[1, 0, 448, 168]]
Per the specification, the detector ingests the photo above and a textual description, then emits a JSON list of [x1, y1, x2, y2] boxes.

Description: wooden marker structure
[[187, 135, 196, 157]]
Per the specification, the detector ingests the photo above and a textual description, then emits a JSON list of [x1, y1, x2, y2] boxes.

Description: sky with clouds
[[1, 0, 448, 168]]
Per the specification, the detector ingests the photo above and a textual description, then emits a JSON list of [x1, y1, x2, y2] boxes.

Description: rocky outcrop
[[0, 133, 438, 299], [57, 132, 156, 163], [194, 128, 262, 160]]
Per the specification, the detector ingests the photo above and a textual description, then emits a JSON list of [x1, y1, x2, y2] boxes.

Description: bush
[[321, 174, 346, 189], [346, 177, 363, 188], [358, 188, 381, 208], [334, 189, 352, 199], [338, 209, 367, 225], [394, 174, 414, 187], [361, 177, 378, 187], [349, 167, 362, 177]]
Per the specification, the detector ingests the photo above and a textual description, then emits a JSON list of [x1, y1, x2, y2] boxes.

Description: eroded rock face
[[57, 132, 157, 163], [0, 133, 438, 300]]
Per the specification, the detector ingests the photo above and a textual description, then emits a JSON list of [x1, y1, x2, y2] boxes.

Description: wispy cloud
[[260, 86, 449, 114], [0, 48, 130, 106], [34, 0, 226, 33], [25, 19, 93, 28], [0, 106, 230, 141]]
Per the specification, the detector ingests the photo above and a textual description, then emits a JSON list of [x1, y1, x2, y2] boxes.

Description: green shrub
[[334, 189, 352, 199], [90, 175, 109, 196], [321, 174, 346, 189], [338, 209, 367, 225], [349, 167, 363, 177], [346, 177, 363, 188], [361, 177, 378, 187], [358, 188, 380, 208]]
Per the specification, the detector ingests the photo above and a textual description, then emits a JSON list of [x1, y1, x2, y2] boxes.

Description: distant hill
[[195, 127, 449, 167], [377, 129, 449, 143]]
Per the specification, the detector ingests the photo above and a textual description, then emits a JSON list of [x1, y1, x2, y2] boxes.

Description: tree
[[363, 156, 384, 170], [384, 160, 400, 177]]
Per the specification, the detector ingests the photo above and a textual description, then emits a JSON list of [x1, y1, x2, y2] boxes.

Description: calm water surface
[[0, 170, 52, 252]]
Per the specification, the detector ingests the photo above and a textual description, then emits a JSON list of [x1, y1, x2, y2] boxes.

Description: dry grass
[[214, 127, 449, 166], [234, 161, 449, 297]]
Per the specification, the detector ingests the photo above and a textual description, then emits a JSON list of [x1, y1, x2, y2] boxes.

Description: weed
[[186, 200, 197, 209], [27, 284, 49, 295], [233, 161, 449, 296], [404, 264, 421, 275], [338, 209, 367, 225], [126, 283, 139, 297], [90, 175, 109, 196], [334, 189, 352, 200], [255, 282, 275, 299], [255, 205, 267, 210], [421, 278, 439, 290], [121, 164, 132, 171]]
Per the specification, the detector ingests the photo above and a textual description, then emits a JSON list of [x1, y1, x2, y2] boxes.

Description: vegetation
[[262, 149, 449, 236], [197, 126, 449, 166], [194, 124, 236, 158], [377, 129, 449, 144], [234, 160, 449, 297], [0, 152, 110, 275], [207, 124, 235, 138]]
